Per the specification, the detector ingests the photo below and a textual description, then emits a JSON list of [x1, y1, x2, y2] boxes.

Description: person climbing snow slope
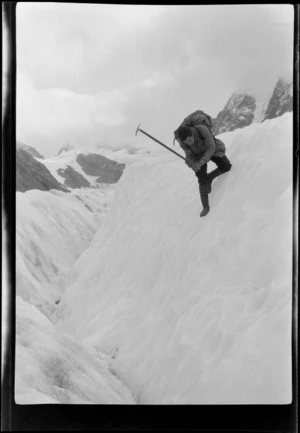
[[174, 110, 232, 217]]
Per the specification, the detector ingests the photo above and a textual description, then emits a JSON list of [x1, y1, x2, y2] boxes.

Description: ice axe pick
[[135, 123, 185, 160]]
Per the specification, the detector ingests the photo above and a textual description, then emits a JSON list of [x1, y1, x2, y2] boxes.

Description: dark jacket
[[177, 111, 226, 163]]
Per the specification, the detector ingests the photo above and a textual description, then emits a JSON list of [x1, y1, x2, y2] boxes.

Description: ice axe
[[135, 123, 185, 160]]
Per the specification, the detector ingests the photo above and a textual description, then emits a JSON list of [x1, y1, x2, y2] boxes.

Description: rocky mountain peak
[[57, 142, 74, 155], [263, 78, 293, 121], [17, 148, 69, 193], [212, 92, 256, 136], [17, 142, 45, 159], [211, 78, 293, 136]]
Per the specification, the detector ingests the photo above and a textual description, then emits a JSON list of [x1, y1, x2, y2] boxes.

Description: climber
[[174, 110, 232, 217]]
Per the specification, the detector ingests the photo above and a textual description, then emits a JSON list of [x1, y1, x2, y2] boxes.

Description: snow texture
[[50, 113, 292, 404], [16, 296, 135, 404], [16, 113, 293, 405], [15, 184, 137, 404], [16, 187, 114, 317]]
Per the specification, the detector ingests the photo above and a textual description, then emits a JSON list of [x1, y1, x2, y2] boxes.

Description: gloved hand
[[185, 158, 194, 168], [191, 159, 206, 172]]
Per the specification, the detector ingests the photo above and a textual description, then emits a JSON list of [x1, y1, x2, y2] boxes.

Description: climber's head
[[177, 126, 194, 146]]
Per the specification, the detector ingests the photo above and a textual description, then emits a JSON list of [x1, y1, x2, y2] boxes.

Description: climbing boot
[[199, 184, 210, 217], [200, 206, 210, 217]]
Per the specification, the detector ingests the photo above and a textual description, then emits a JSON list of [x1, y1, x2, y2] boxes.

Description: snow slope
[[16, 296, 135, 404], [15, 184, 137, 404], [16, 187, 114, 317], [54, 113, 293, 404]]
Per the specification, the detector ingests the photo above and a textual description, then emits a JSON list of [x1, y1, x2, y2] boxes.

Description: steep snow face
[[55, 113, 293, 404], [16, 187, 114, 317], [252, 97, 270, 123], [15, 184, 137, 404], [15, 296, 135, 404]]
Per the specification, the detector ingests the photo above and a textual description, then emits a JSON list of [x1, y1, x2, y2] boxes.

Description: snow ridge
[[54, 113, 293, 404]]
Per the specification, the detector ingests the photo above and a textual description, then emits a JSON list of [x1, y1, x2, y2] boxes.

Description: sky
[[14, 3, 294, 156]]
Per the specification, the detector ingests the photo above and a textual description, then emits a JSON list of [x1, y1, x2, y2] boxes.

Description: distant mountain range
[[16, 144, 126, 193], [16, 148, 69, 193], [212, 78, 293, 136], [17, 142, 45, 159]]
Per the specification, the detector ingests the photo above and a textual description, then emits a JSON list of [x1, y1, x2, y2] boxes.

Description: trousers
[[195, 155, 232, 208]]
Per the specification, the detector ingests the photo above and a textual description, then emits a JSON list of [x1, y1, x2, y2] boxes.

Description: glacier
[[16, 187, 115, 317], [15, 113, 293, 404]]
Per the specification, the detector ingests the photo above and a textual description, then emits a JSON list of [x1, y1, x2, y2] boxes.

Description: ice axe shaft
[[135, 124, 185, 160]]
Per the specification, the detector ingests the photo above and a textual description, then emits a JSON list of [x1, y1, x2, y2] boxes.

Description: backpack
[[184, 110, 214, 131], [173, 110, 215, 145]]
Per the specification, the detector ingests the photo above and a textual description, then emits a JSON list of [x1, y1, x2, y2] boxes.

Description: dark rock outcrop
[[57, 143, 74, 155], [76, 153, 125, 184], [57, 166, 91, 189], [17, 142, 45, 159], [17, 148, 69, 193], [211, 78, 293, 136], [212, 93, 256, 136], [263, 78, 293, 121]]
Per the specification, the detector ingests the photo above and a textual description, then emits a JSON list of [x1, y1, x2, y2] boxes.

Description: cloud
[[16, 4, 294, 155], [142, 67, 181, 89], [16, 4, 169, 93], [17, 4, 294, 93], [17, 72, 131, 155]]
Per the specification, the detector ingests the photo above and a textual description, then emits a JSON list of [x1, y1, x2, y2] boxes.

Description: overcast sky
[[15, 3, 294, 156]]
